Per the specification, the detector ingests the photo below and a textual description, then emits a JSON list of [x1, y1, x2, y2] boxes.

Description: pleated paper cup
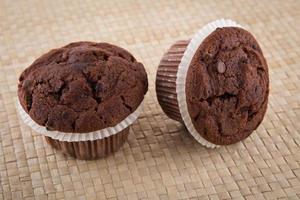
[[17, 100, 143, 160], [156, 40, 189, 122], [156, 19, 243, 148], [44, 128, 129, 160]]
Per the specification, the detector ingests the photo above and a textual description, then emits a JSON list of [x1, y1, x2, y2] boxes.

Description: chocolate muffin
[[156, 20, 269, 147], [18, 42, 148, 159]]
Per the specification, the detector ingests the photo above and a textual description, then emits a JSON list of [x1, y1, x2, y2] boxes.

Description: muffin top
[[18, 42, 148, 133], [186, 27, 269, 145]]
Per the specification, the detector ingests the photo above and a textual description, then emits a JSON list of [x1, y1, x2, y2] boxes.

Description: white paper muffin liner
[[176, 19, 243, 148], [16, 100, 143, 142]]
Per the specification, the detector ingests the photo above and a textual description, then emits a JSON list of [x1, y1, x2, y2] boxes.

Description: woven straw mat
[[0, 0, 300, 199]]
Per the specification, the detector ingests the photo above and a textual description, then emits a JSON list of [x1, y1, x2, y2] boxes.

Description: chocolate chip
[[217, 61, 226, 73]]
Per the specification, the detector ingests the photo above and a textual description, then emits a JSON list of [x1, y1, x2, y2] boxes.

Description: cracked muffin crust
[[186, 27, 269, 145], [18, 42, 148, 133]]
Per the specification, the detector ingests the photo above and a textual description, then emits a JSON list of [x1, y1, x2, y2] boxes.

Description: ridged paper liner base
[[156, 40, 189, 122], [156, 19, 243, 148], [45, 128, 129, 160]]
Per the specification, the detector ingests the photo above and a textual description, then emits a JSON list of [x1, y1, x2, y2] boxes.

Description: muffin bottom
[[156, 40, 189, 122], [45, 128, 130, 160]]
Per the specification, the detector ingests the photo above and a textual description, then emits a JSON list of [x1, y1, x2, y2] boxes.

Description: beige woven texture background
[[1, 0, 300, 199]]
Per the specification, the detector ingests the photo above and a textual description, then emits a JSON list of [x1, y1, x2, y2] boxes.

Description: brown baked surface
[[186, 27, 269, 145], [18, 42, 148, 133]]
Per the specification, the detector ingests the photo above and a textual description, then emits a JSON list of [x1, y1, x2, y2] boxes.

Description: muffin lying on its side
[[18, 42, 148, 159], [156, 19, 269, 147]]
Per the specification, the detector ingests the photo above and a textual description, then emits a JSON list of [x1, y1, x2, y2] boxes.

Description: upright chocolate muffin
[[18, 42, 148, 159], [156, 20, 269, 147]]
